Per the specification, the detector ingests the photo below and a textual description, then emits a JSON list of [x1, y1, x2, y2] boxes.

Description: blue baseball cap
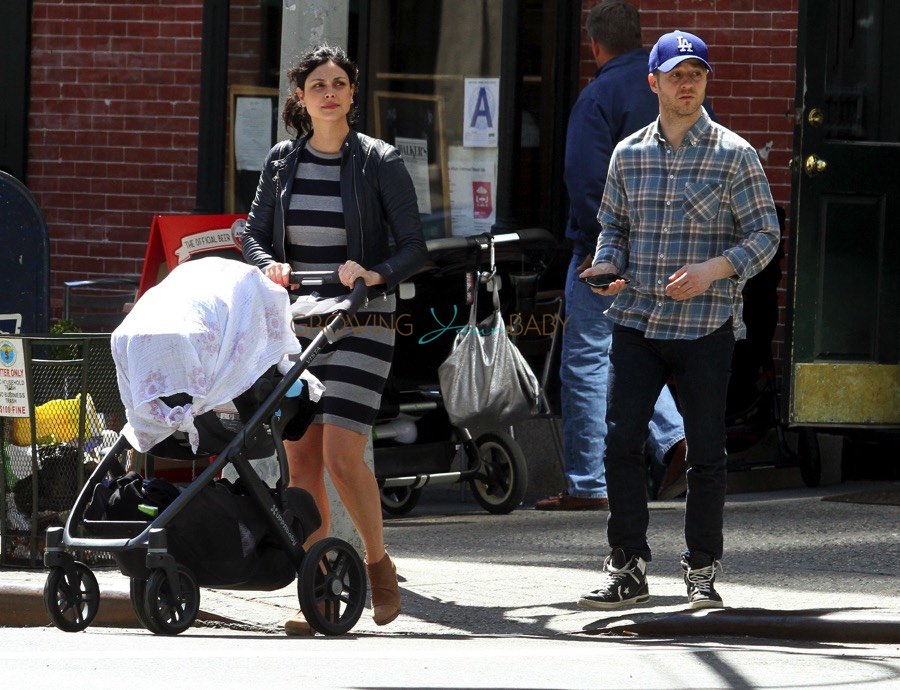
[[648, 30, 712, 73]]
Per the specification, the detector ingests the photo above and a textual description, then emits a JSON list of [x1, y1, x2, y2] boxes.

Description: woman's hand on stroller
[[337, 260, 384, 289], [264, 262, 298, 289], [265, 261, 384, 291]]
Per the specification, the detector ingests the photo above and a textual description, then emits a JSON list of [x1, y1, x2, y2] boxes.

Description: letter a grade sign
[[464, 78, 499, 148]]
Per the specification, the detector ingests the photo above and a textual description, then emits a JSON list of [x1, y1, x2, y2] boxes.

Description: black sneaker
[[681, 554, 724, 609], [578, 548, 650, 610]]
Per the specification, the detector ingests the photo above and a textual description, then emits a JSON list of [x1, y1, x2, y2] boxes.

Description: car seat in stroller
[[42, 261, 371, 636]]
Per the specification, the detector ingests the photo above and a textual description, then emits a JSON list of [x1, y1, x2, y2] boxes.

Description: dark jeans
[[604, 321, 735, 563]]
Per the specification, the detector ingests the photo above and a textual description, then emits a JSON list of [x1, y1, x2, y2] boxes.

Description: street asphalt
[[2, 474, 898, 645]]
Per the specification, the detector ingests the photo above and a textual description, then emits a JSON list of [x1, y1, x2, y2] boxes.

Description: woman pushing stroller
[[242, 44, 427, 634]]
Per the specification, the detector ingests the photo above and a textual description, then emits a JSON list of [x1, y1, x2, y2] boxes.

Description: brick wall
[[28, 0, 204, 318], [229, 0, 276, 87], [579, 0, 798, 362]]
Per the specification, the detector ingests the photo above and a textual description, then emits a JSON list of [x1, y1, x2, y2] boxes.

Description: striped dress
[[286, 144, 396, 435]]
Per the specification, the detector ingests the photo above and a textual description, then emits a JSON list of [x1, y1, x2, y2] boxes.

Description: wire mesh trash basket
[[1, 335, 123, 567]]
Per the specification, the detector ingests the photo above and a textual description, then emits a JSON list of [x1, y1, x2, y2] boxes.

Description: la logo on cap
[[648, 30, 712, 74]]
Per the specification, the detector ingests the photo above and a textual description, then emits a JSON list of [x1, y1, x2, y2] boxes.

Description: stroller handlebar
[[286, 272, 369, 316], [424, 227, 555, 254], [289, 269, 339, 286], [332, 277, 369, 316]]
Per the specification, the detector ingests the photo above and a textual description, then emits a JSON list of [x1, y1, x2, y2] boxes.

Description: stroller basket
[[78, 370, 323, 588], [93, 478, 320, 590]]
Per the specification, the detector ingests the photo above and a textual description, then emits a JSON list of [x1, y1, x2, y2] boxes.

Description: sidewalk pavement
[[2, 478, 899, 643]]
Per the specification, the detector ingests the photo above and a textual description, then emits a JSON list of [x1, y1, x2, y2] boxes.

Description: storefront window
[[363, 0, 565, 240], [227, 0, 283, 213], [364, 1, 502, 239]]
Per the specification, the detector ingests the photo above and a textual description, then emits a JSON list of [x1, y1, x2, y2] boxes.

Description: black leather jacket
[[242, 130, 427, 292]]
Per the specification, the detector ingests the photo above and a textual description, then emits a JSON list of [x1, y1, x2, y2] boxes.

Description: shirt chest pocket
[[683, 181, 723, 222]]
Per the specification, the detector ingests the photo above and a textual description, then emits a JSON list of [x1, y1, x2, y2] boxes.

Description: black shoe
[[578, 548, 650, 610], [681, 554, 724, 609]]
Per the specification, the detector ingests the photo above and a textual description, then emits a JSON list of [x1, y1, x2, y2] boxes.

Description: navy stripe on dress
[[321, 364, 389, 393], [285, 208, 346, 229], [293, 177, 341, 196], [294, 328, 395, 363]]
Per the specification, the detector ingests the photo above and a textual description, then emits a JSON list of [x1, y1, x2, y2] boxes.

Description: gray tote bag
[[438, 285, 539, 429]]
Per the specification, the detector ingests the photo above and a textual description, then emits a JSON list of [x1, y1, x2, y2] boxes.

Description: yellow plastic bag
[[10, 394, 103, 446]]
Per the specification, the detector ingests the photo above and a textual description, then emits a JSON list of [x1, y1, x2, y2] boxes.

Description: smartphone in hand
[[579, 273, 630, 289]]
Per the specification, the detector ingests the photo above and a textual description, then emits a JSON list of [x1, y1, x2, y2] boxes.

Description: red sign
[[472, 181, 492, 219], [138, 214, 247, 297]]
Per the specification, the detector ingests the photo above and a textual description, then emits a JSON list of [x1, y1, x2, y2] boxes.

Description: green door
[[788, 0, 900, 426], [0, 1, 29, 181]]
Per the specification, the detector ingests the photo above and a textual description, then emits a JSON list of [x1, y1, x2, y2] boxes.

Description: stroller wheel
[[380, 485, 422, 516], [129, 578, 153, 631], [143, 565, 200, 635], [44, 562, 100, 632], [468, 430, 529, 515], [298, 537, 366, 636]]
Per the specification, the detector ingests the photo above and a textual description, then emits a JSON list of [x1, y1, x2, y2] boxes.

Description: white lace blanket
[[111, 257, 303, 453]]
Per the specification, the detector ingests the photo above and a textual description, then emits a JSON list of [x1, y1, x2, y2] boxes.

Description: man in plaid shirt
[[578, 30, 780, 610]]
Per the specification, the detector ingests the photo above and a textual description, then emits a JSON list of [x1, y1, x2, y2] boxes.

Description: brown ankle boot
[[284, 609, 316, 636], [284, 600, 326, 636], [366, 551, 400, 626]]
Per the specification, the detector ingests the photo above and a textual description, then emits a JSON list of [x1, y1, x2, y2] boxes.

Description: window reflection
[[823, 0, 898, 142], [365, 0, 559, 239]]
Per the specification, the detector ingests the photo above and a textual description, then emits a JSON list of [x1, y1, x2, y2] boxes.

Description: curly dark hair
[[282, 44, 359, 136]]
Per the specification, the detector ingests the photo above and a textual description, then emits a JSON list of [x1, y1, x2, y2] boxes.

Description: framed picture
[[227, 85, 279, 214], [373, 91, 449, 239]]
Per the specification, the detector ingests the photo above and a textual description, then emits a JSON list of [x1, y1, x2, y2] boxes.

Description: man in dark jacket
[[536, 1, 687, 511]]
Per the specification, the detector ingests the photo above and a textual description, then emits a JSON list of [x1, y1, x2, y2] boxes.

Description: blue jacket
[[563, 49, 661, 257]]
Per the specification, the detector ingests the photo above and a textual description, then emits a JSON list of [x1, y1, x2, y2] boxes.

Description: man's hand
[[580, 262, 627, 296], [665, 256, 735, 301]]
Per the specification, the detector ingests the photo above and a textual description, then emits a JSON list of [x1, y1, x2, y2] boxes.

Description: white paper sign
[[448, 146, 497, 237], [394, 136, 432, 215], [0, 313, 22, 335], [463, 78, 500, 148], [0, 337, 30, 417], [235, 97, 274, 171]]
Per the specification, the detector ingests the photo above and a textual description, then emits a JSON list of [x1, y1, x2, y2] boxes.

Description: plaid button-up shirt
[[595, 108, 780, 340]]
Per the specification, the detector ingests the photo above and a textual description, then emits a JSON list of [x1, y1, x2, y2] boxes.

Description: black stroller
[[42, 275, 370, 636], [374, 228, 559, 516]]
